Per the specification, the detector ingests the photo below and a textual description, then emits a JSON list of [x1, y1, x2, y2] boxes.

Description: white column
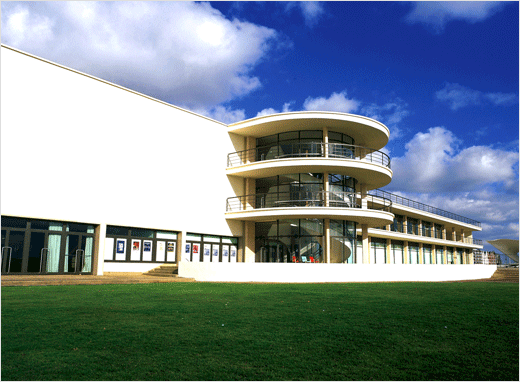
[[362, 224, 369, 264]]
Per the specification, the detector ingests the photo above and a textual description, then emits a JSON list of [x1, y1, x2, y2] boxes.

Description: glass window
[[257, 134, 277, 147], [278, 220, 299, 236], [300, 130, 322, 140], [300, 173, 323, 183], [222, 237, 237, 244], [107, 226, 130, 236], [329, 131, 343, 143], [131, 228, 153, 238], [186, 233, 201, 241], [203, 235, 220, 243], [300, 219, 323, 236], [67, 223, 94, 233], [279, 131, 298, 142], [1, 216, 28, 229], [156, 231, 177, 239]]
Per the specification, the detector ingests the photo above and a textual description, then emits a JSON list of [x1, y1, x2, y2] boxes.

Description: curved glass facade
[[255, 173, 357, 208], [255, 219, 356, 264], [255, 130, 354, 161]]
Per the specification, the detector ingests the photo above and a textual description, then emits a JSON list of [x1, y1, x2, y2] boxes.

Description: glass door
[[64, 234, 92, 274], [27, 232, 46, 273], [1, 231, 25, 273]]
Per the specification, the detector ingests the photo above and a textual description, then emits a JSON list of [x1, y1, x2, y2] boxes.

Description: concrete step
[[489, 268, 519, 282], [143, 264, 178, 276]]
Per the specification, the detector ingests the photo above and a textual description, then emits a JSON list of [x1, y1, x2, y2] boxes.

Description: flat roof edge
[[1, 44, 227, 127]]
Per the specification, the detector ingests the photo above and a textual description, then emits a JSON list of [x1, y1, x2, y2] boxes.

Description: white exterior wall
[[180, 262, 497, 282], [1, 47, 241, 239]]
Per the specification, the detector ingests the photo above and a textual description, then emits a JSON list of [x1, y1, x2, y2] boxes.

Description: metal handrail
[[226, 191, 392, 212], [227, 142, 391, 169], [2, 247, 12, 273], [369, 189, 481, 227], [379, 223, 483, 245]]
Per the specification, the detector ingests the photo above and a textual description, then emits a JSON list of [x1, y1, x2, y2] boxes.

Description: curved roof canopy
[[228, 111, 390, 151], [487, 239, 519, 262]]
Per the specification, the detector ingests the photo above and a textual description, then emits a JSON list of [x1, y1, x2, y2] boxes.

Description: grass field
[[2, 282, 518, 381]]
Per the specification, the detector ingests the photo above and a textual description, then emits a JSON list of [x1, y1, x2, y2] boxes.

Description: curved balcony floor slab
[[226, 158, 392, 189], [228, 112, 390, 150], [225, 207, 394, 227]]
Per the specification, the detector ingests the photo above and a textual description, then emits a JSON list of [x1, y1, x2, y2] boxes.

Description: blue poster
[[144, 241, 151, 252], [116, 240, 125, 254]]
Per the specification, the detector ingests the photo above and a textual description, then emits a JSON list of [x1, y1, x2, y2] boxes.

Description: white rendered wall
[[1, 47, 242, 239], [103, 262, 166, 273], [179, 262, 497, 282]]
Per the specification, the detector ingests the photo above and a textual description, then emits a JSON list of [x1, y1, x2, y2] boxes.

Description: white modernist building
[[1, 45, 493, 282]]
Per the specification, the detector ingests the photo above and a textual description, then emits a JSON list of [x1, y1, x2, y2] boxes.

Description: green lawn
[[2, 282, 518, 381]]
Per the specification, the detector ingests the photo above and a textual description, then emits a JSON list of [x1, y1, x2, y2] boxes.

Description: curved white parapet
[[179, 262, 498, 283], [225, 207, 394, 227], [228, 111, 390, 150], [227, 157, 392, 189]]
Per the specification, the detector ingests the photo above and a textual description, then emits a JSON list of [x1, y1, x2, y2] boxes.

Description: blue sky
[[1, 1, 518, 250]]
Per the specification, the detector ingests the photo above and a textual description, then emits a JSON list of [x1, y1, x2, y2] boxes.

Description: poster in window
[[143, 240, 152, 261], [230, 246, 237, 262], [192, 244, 200, 263], [131, 240, 141, 261], [167, 241, 176, 262], [184, 243, 191, 262], [156, 241, 166, 262], [212, 245, 220, 262], [203, 244, 211, 262], [115, 239, 126, 261], [222, 245, 229, 263]]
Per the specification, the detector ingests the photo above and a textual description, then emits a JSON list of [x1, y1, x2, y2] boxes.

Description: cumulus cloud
[[436, 83, 518, 110], [405, 1, 507, 33], [387, 126, 519, 193], [361, 98, 409, 140], [255, 101, 294, 117], [303, 91, 361, 113], [192, 105, 246, 125], [1, 1, 279, 111], [285, 2, 325, 28]]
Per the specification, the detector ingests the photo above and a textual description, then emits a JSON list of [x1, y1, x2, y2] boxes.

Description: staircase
[[143, 264, 179, 278], [488, 267, 519, 282]]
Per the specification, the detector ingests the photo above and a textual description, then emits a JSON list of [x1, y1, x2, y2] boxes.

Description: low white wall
[[179, 262, 497, 282], [103, 262, 164, 273]]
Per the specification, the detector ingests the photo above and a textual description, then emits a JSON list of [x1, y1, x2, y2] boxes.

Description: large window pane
[[107, 226, 129, 236], [1, 217, 28, 229]]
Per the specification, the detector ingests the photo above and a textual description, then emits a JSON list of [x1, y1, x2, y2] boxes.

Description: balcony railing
[[226, 191, 392, 212], [227, 142, 391, 169], [369, 189, 482, 227], [382, 223, 483, 245]]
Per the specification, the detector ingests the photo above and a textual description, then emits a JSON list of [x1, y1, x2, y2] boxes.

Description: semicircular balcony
[[226, 142, 392, 189], [225, 191, 394, 227]]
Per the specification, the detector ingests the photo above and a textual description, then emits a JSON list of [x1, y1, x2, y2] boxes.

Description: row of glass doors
[[2, 228, 93, 274]]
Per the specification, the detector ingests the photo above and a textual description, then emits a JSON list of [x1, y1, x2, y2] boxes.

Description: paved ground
[[1, 271, 517, 287], [1, 273, 195, 287]]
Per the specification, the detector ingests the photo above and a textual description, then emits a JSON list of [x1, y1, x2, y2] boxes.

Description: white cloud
[[405, 1, 506, 33], [303, 91, 361, 113], [388, 126, 518, 193], [436, 83, 518, 110], [255, 101, 294, 117], [361, 98, 409, 140], [1, 1, 279, 111], [256, 108, 279, 118], [285, 2, 325, 28], [193, 105, 246, 125]]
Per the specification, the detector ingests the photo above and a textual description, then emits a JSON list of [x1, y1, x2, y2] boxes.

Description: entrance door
[[1, 230, 26, 273], [27, 232, 46, 273], [64, 235, 93, 274]]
